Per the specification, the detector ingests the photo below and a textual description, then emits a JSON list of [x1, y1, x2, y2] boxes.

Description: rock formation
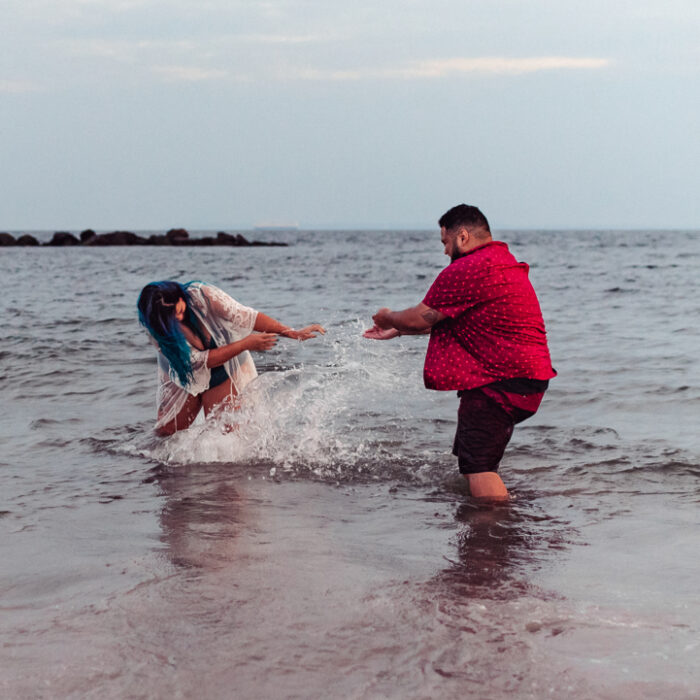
[[0, 228, 288, 247]]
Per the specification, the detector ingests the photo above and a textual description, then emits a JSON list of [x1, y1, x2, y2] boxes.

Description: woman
[[137, 280, 325, 436]]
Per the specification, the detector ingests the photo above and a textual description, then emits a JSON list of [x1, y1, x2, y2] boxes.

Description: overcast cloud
[[1, 0, 698, 228]]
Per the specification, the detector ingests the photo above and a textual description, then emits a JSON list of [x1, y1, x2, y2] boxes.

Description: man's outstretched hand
[[363, 325, 400, 340], [371, 307, 393, 329]]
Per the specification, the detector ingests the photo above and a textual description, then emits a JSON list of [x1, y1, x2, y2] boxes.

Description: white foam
[[136, 321, 427, 474]]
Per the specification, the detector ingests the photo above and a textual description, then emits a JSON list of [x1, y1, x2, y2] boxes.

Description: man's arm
[[372, 302, 446, 334]]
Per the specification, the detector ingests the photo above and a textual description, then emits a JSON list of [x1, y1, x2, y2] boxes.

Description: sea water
[[1, 230, 699, 698]]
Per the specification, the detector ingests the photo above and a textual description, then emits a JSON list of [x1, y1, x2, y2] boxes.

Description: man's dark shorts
[[452, 378, 548, 475]]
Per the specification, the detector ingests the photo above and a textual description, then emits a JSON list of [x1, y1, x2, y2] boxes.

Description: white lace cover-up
[[151, 282, 259, 431]]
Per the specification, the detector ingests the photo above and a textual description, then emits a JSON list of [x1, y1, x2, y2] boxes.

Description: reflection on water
[[442, 503, 546, 599], [153, 464, 247, 571]]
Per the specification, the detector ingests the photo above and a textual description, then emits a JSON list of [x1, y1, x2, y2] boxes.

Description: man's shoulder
[[472, 240, 510, 258], [427, 242, 514, 293]]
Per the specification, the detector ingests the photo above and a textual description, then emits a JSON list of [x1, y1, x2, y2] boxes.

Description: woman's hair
[[137, 280, 201, 386]]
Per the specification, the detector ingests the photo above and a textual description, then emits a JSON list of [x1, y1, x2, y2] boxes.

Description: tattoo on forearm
[[421, 308, 439, 325]]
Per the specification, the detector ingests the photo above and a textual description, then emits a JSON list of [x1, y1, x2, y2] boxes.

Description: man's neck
[[452, 237, 494, 261]]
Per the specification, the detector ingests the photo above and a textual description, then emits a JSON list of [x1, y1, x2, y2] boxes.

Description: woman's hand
[[284, 324, 326, 341], [246, 332, 278, 352]]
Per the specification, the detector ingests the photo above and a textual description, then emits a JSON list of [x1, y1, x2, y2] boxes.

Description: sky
[[1, 0, 699, 230]]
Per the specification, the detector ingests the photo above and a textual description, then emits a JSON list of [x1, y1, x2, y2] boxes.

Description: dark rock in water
[[166, 228, 189, 238], [47, 231, 80, 246], [15, 227, 288, 247], [16, 234, 39, 246], [172, 236, 206, 246], [166, 228, 190, 244], [180, 236, 215, 246], [216, 232, 252, 246], [251, 240, 289, 247], [216, 231, 236, 245], [86, 231, 147, 246]]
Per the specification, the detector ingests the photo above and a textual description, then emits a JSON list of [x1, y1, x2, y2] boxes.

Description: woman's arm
[[254, 312, 325, 340], [200, 284, 325, 341], [253, 312, 291, 335], [206, 333, 278, 368]]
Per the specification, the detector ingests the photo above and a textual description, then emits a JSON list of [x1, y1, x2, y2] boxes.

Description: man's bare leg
[[466, 472, 509, 502]]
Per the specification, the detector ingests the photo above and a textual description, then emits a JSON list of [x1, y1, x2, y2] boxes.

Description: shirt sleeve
[[422, 261, 479, 319], [200, 284, 258, 333]]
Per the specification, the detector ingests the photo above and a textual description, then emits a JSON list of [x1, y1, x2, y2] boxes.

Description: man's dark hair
[[438, 204, 490, 234]]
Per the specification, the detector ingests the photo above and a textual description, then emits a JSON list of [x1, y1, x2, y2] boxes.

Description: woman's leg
[[156, 393, 202, 436], [201, 377, 239, 418]]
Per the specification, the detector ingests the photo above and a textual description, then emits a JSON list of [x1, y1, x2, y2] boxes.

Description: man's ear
[[456, 227, 470, 251]]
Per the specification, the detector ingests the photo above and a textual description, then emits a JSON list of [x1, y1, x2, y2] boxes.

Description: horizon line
[[4, 226, 699, 234]]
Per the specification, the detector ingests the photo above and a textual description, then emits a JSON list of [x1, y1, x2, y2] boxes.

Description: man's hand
[[363, 325, 400, 340], [372, 307, 394, 329]]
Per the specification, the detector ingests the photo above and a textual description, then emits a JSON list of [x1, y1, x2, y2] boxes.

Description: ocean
[[1, 229, 699, 699]]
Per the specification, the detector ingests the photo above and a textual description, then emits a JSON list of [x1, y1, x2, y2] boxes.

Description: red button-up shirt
[[422, 241, 556, 391]]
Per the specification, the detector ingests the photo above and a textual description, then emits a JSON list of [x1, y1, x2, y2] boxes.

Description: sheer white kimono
[[151, 282, 259, 431]]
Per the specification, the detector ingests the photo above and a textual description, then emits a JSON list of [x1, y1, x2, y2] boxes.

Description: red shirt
[[422, 241, 556, 391]]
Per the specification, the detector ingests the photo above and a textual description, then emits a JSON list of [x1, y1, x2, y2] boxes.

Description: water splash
[[126, 322, 447, 483]]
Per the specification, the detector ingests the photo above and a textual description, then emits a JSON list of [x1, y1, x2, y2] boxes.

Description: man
[[366, 204, 556, 502]]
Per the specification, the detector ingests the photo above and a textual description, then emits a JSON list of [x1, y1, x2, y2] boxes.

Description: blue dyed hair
[[137, 280, 203, 386]]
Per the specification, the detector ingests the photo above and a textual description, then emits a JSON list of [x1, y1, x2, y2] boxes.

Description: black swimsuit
[[196, 330, 229, 390]]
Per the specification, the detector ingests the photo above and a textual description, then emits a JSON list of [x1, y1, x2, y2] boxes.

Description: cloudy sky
[[2, 0, 699, 230]]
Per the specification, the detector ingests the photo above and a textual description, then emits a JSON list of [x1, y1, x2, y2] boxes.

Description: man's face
[[440, 226, 465, 261]]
